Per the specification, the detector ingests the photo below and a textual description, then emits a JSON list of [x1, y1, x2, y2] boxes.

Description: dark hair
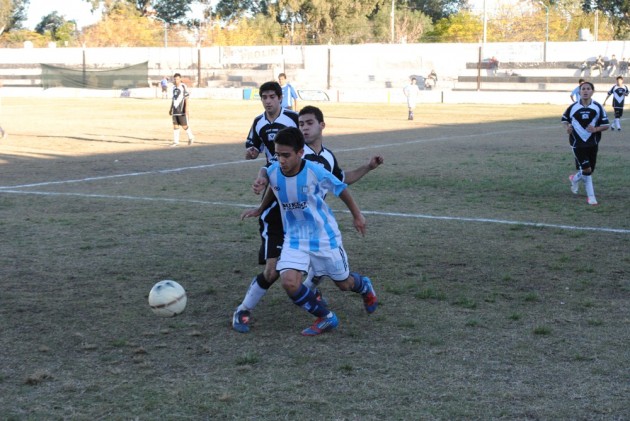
[[580, 81, 595, 91], [578, 78, 585, 84], [173, 73, 181, 78], [259, 81, 282, 98], [278, 73, 287, 79], [274, 127, 304, 152], [617, 76, 624, 81], [299, 105, 324, 123]]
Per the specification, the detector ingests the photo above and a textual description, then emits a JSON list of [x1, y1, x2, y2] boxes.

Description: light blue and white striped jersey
[[267, 160, 347, 252]]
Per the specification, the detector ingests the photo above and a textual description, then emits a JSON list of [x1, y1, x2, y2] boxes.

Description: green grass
[[0, 99, 628, 419]]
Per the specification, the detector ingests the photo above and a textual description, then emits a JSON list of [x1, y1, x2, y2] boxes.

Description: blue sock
[[350, 272, 367, 294], [290, 285, 329, 318]]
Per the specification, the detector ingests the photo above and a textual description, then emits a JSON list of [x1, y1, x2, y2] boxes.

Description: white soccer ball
[[148, 280, 187, 317]]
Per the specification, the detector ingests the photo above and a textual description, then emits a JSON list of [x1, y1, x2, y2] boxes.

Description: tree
[[0, 0, 29, 34], [428, 10, 481, 42], [406, 0, 466, 21], [590, 0, 630, 39]]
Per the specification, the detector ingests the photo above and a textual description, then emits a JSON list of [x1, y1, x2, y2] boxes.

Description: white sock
[[186, 127, 194, 140], [239, 276, 267, 311], [573, 170, 583, 183], [173, 129, 180, 143], [584, 175, 596, 200]]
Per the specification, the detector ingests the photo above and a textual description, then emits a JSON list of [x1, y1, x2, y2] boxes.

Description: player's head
[[278, 73, 287, 85], [274, 128, 305, 174], [579, 81, 595, 100], [275, 127, 304, 152], [298, 106, 325, 145], [259, 81, 282, 115], [260, 81, 282, 98], [173, 73, 182, 85], [411, 77, 417, 83], [578, 78, 585, 85], [616, 76, 624, 85]]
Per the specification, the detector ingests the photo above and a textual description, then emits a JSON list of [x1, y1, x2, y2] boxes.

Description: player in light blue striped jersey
[[241, 127, 377, 336]]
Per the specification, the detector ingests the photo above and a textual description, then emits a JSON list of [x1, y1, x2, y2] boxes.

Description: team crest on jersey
[[580, 111, 591, 119], [302, 186, 310, 194]]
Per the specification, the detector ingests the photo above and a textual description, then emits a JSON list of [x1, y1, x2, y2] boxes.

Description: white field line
[[2, 124, 628, 235], [2, 189, 629, 235], [0, 125, 551, 190]]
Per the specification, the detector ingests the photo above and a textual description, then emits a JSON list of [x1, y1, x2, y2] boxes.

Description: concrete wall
[[1, 40, 629, 104]]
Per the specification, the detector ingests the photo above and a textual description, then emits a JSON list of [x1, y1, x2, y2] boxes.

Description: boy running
[[241, 127, 377, 336], [603, 76, 629, 131]]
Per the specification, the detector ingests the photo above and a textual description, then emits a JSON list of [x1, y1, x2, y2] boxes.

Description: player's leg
[[178, 116, 195, 144], [317, 247, 378, 314], [616, 107, 623, 130], [579, 148, 597, 205], [278, 249, 336, 336], [569, 149, 583, 194], [232, 206, 283, 333], [0, 126, 5, 139], [302, 268, 327, 305], [171, 116, 180, 146]]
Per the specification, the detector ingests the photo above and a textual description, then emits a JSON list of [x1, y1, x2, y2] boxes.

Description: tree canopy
[[0, 0, 627, 47]]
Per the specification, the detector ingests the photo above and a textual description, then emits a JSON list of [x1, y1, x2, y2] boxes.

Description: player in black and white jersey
[[603, 76, 629, 131], [232, 81, 299, 333], [232, 105, 383, 333], [169, 73, 195, 146], [562, 81, 610, 205]]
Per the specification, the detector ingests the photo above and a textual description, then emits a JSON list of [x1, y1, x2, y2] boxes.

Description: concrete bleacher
[[455, 60, 628, 92]]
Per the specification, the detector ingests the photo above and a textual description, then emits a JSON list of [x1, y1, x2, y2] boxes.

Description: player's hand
[[241, 207, 261, 220], [368, 155, 384, 170], [353, 213, 366, 236], [252, 176, 268, 194], [586, 124, 597, 133], [245, 147, 259, 160], [169, 110, 172, 116]]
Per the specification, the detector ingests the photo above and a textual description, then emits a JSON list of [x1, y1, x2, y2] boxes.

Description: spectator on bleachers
[[619, 58, 628, 77], [592, 55, 605, 76], [426, 69, 437, 88], [606, 55, 618, 76], [490, 56, 499, 76]]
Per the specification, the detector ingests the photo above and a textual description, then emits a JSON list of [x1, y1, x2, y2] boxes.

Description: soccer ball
[[148, 280, 187, 317]]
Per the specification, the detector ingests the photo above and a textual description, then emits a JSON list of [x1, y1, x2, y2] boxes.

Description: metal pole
[[390, 0, 395, 43], [164, 22, 168, 48], [538, 2, 549, 62]]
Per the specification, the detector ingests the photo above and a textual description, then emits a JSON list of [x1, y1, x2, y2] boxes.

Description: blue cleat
[[301, 312, 339, 336], [361, 277, 378, 314], [232, 309, 251, 333]]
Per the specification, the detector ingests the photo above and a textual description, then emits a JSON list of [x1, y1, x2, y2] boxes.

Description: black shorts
[[257, 200, 283, 264], [614, 107, 624, 118], [172, 115, 189, 127], [573, 145, 598, 172]]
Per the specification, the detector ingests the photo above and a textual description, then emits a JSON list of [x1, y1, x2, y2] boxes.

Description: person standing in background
[[278, 73, 298, 111], [169, 73, 195, 146], [403, 77, 421, 121]]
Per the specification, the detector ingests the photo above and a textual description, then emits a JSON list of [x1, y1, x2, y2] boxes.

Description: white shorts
[[277, 247, 350, 282]]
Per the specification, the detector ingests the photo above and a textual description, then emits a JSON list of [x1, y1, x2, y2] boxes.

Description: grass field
[[0, 97, 629, 420]]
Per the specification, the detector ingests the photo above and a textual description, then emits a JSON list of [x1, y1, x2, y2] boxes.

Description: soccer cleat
[[361, 276, 378, 314], [232, 309, 251, 333], [170, 142, 179, 147], [569, 174, 579, 195], [188, 137, 195, 145], [301, 312, 339, 336], [587, 197, 598, 206]]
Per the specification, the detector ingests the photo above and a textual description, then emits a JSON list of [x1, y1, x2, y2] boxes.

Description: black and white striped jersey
[[303, 144, 345, 182], [562, 101, 609, 148], [245, 109, 299, 162], [607, 85, 629, 109]]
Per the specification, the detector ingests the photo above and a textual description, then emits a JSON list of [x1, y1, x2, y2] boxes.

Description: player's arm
[[603, 93, 611, 105], [245, 127, 261, 159], [344, 156, 384, 185], [241, 186, 275, 220], [338, 188, 366, 236], [252, 166, 269, 194]]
